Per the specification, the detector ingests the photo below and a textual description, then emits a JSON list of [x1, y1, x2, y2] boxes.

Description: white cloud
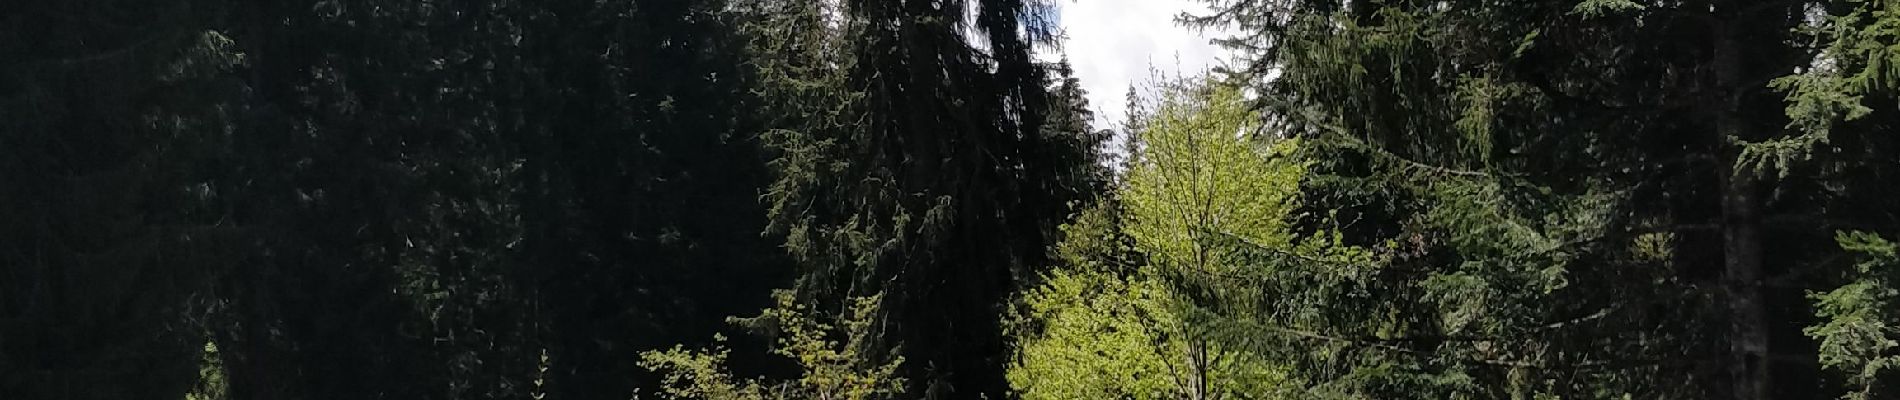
[[1045, 0, 1229, 129]]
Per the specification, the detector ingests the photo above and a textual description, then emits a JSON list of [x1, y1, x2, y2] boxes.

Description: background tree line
[[2, 0, 1100, 398], [6, 0, 1900, 399]]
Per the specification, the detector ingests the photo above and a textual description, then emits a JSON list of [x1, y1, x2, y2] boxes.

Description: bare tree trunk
[[1712, 14, 1769, 400]]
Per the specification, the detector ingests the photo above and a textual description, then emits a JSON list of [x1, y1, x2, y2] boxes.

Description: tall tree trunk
[[1713, 15, 1769, 400]]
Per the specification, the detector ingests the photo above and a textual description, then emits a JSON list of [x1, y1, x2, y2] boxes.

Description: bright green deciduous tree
[[1009, 80, 1298, 400], [1122, 82, 1306, 277], [640, 292, 903, 400], [1008, 267, 1205, 400], [1009, 202, 1171, 400], [1009, 202, 1286, 400]]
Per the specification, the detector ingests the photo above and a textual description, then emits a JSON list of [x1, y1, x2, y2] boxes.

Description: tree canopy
[[5, 0, 1900, 399]]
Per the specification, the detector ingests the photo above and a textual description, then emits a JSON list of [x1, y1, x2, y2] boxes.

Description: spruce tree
[[1185, 0, 1900, 397], [756, 0, 1094, 396], [0, 1, 241, 398]]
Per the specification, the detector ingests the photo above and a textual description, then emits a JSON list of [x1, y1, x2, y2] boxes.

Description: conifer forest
[[9, 0, 1900, 398]]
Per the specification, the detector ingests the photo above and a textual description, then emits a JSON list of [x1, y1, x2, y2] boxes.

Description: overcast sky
[[1047, 0, 1228, 129]]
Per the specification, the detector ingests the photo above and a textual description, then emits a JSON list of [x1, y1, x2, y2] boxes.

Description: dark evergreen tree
[[501, 0, 791, 397], [1040, 58, 1115, 213], [1182, 0, 1900, 398], [755, 0, 1103, 397], [0, 1, 242, 398], [194, 1, 790, 398], [206, 1, 527, 398]]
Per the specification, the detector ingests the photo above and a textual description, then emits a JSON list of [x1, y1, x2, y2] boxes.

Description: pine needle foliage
[[1808, 232, 1900, 400], [1186, 0, 1900, 398]]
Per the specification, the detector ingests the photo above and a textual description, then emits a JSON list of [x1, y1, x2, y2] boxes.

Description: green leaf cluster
[[1808, 232, 1900, 400], [639, 292, 903, 400]]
